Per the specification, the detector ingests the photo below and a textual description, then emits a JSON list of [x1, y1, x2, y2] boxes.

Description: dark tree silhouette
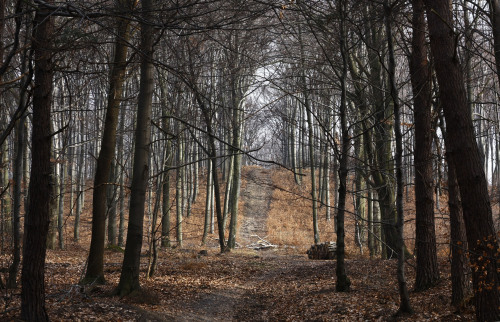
[[410, 0, 439, 292], [21, 2, 54, 320], [423, 1, 500, 320]]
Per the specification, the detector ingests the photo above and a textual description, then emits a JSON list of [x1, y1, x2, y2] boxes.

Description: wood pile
[[246, 235, 278, 250], [306, 242, 337, 260]]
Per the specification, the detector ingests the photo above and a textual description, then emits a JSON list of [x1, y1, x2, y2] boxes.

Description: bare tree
[[115, 0, 155, 296], [84, 0, 135, 285], [423, 1, 500, 320], [21, 2, 54, 319], [410, 0, 439, 292]]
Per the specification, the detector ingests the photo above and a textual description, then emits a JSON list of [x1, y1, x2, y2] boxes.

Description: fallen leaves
[[0, 245, 476, 321]]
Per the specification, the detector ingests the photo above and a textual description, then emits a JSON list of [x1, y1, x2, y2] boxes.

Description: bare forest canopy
[[0, 0, 499, 320]]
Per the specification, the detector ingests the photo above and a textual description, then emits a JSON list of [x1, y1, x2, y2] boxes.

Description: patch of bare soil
[[238, 168, 272, 246]]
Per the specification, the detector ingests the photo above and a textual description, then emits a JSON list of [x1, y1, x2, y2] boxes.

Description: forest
[[0, 0, 499, 321]]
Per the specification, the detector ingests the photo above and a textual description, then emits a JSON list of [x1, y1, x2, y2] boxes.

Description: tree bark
[[21, 3, 54, 320], [385, 2, 412, 313], [196, 95, 226, 252], [410, 0, 440, 291], [423, 1, 500, 320], [364, 4, 399, 257], [298, 24, 319, 245], [227, 50, 245, 249], [335, 0, 351, 292], [489, 0, 500, 84], [84, 0, 133, 284], [107, 161, 118, 246], [58, 155, 66, 250], [8, 97, 27, 288], [438, 109, 471, 307], [117, 102, 127, 247], [74, 115, 85, 242], [115, 0, 154, 296], [202, 160, 212, 245], [176, 134, 184, 248], [447, 136, 470, 307], [160, 95, 171, 248]]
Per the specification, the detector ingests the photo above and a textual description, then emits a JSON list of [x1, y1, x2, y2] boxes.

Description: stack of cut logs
[[246, 235, 277, 250], [307, 241, 337, 260]]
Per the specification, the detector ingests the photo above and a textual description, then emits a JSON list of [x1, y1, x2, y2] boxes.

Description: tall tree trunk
[[298, 25, 319, 244], [196, 96, 226, 252], [489, 0, 500, 85], [385, 2, 413, 313], [192, 144, 199, 202], [438, 110, 471, 306], [0, 128, 10, 240], [0, 0, 9, 245], [365, 4, 399, 257], [227, 66, 245, 249], [227, 124, 243, 249], [115, 0, 154, 296], [176, 135, 184, 248], [367, 190, 375, 258], [47, 148, 59, 250], [107, 161, 118, 246], [291, 99, 301, 185], [21, 3, 54, 319], [222, 154, 233, 228], [202, 160, 212, 245], [322, 138, 331, 221], [74, 115, 85, 241], [147, 179, 161, 278], [117, 101, 126, 247], [423, 1, 500, 320], [57, 158, 66, 250], [448, 160, 470, 307], [8, 94, 27, 288], [410, 0, 440, 291], [335, 0, 351, 292], [353, 125, 365, 254], [161, 166, 171, 248], [160, 101, 171, 248], [84, 0, 133, 284], [447, 138, 470, 307]]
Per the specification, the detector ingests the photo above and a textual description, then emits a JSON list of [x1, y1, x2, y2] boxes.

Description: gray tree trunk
[[298, 25, 319, 244], [176, 134, 184, 248], [335, 0, 351, 292], [385, 2, 412, 313], [115, 0, 154, 296], [85, 0, 133, 284]]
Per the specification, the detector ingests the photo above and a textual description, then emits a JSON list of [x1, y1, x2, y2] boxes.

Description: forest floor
[[0, 166, 478, 321]]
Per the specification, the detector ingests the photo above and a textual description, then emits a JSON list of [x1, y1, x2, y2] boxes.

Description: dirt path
[[172, 168, 274, 321], [238, 168, 272, 246]]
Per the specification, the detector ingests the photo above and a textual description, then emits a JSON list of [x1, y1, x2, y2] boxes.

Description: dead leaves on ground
[[1, 247, 474, 321]]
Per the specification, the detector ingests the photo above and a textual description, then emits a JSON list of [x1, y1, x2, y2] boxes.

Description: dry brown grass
[[265, 167, 455, 258], [267, 168, 336, 252], [34, 164, 461, 260]]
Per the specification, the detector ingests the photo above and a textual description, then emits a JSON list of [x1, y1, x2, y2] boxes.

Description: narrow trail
[[173, 167, 275, 321], [167, 167, 328, 322], [152, 167, 333, 322], [238, 167, 272, 246]]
